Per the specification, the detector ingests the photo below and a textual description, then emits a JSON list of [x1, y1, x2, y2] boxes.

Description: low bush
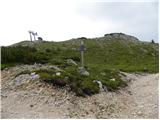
[[1, 46, 49, 65], [63, 56, 80, 62], [99, 69, 127, 91], [35, 66, 126, 96]]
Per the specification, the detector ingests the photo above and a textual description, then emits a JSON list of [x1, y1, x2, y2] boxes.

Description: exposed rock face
[[9, 74, 39, 89], [104, 33, 139, 41]]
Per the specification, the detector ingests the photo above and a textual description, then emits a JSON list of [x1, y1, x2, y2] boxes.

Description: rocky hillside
[[3, 33, 158, 72], [1, 33, 159, 96], [1, 33, 159, 118]]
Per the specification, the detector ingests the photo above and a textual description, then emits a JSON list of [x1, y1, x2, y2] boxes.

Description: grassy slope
[[1, 36, 158, 96], [28, 38, 158, 73]]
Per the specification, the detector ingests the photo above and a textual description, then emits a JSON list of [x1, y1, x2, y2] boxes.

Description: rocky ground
[[1, 65, 159, 119]]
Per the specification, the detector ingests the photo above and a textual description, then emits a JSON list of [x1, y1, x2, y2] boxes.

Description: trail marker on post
[[79, 40, 86, 68]]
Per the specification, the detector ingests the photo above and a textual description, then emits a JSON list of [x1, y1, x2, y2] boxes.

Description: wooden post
[[81, 49, 84, 68], [80, 41, 84, 68]]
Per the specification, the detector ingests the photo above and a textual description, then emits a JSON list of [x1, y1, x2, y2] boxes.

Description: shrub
[[35, 68, 99, 96], [33, 65, 128, 96], [45, 48, 52, 53], [63, 56, 80, 62], [1, 46, 50, 65], [81, 80, 99, 95], [99, 69, 127, 91]]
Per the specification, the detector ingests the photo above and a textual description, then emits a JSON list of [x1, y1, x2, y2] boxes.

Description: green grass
[[2, 38, 158, 73], [34, 66, 127, 96]]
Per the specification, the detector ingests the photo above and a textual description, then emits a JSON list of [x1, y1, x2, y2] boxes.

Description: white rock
[[49, 66, 61, 71], [31, 72, 36, 76], [67, 59, 77, 66], [32, 74, 40, 79], [56, 72, 61, 76], [78, 67, 89, 76], [110, 78, 115, 81], [93, 80, 105, 92]]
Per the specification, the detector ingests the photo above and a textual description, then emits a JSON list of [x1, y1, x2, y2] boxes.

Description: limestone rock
[[56, 72, 61, 76], [78, 67, 89, 76], [67, 59, 77, 66], [49, 66, 61, 71], [93, 80, 108, 92]]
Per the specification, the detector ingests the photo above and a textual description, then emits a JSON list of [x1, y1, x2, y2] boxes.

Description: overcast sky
[[0, 0, 159, 46]]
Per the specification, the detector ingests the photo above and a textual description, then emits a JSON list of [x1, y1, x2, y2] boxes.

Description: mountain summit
[[104, 33, 139, 41]]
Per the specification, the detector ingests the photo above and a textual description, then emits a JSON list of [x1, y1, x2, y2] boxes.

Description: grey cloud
[[76, 2, 158, 42]]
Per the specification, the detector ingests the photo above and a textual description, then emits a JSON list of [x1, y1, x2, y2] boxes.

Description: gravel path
[[1, 67, 159, 119]]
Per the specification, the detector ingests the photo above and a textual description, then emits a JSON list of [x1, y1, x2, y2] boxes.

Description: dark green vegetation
[[1, 46, 49, 66], [1, 33, 159, 96], [34, 66, 126, 96]]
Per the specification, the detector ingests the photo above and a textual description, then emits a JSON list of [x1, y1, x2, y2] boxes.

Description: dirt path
[[1, 67, 159, 119]]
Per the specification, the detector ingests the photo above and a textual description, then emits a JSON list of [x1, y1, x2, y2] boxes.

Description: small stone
[[137, 111, 143, 116], [110, 78, 115, 81], [128, 91, 132, 95], [1, 94, 7, 98], [102, 85, 108, 92], [30, 104, 34, 107], [49, 66, 61, 71], [78, 67, 89, 76], [31, 74, 40, 79], [31, 72, 36, 76], [56, 72, 61, 76], [67, 59, 77, 66]]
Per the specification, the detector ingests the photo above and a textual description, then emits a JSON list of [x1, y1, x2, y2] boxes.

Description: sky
[[0, 0, 159, 46]]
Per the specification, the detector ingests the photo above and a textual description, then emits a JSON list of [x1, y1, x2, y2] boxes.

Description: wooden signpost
[[79, 40, 86, 68]]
